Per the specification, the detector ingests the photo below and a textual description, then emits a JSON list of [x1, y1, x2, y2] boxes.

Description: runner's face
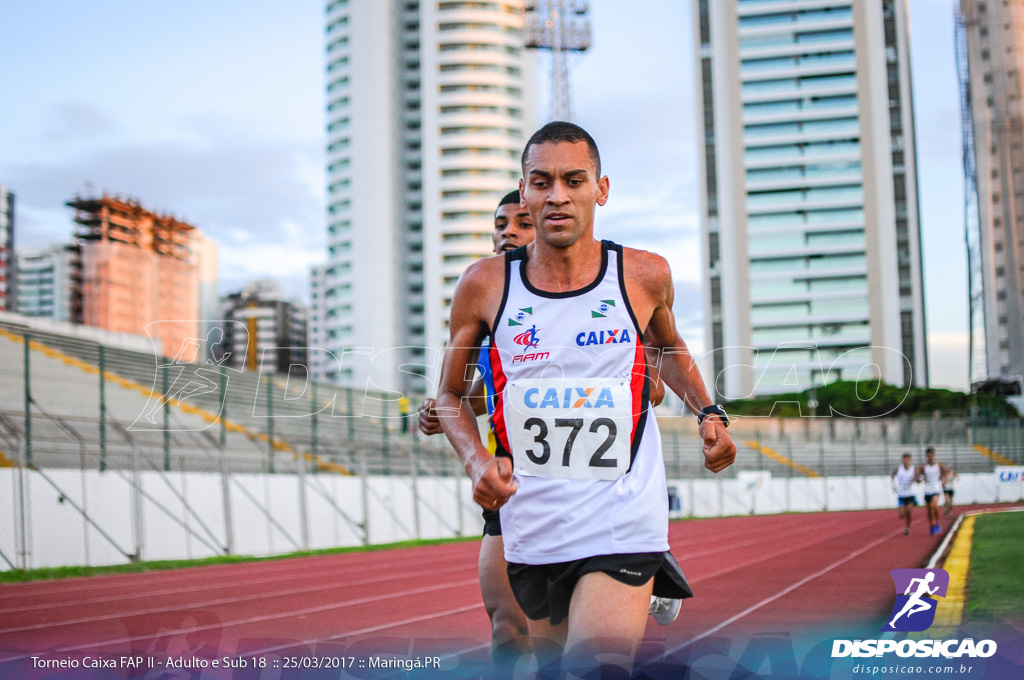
[[903, 457, 911, 468], [493, 201, 534, 254], [520, 141, 608, 248], [927, 452, 935, 464]]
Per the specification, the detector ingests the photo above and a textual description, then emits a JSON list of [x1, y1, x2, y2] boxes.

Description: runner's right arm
[[437, 258, 517, 509]]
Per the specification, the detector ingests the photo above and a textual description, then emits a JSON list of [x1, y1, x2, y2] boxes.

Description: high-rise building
[[66, 194, 199, 358], [217, 280, 308, 375], [308, 263, 329, 379], [190, 230, 219, 362], [693, 0, 928, 398], [959, 0, 1024, 382], [15, 243, 76, 322], [321, 0, 537, 392], [0, 186, 14, 312]]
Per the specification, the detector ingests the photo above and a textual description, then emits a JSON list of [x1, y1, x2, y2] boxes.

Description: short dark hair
[[521, 121, 601, 177], [902, 453, 911, 459], [926, 447, 936, 455], [497, 190, 521, 210]]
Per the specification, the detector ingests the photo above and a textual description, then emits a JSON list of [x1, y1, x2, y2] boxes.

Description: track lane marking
[[662, 526, 902, 656], [0, 579, 480, 663], [0, 568, 477, 634]]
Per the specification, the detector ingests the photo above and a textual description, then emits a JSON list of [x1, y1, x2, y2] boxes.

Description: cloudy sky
[[1, 0, 968, 389]]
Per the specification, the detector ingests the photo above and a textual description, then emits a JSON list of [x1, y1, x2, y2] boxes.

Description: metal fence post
[[219, 365, 227, 448], [883, 426, 890, 471], [267, 376, 275, 474], [382, 400, 390, 474], [311, 381, 319, 473], [163, 363, 170, 472], [16, 438, 29, 570], [98, 344, 106, 471], [297, 441, 309, 552], [24, 333, 32, 467], [851, 434, 857, 476], [347, 386, 355, 440], [130, 440, 144, 562], [219, 428, 233, 556], [410, 454, 421, 540], [360, 448, 370, 545]]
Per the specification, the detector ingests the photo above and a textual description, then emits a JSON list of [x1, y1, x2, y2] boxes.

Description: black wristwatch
[[697, 404, 730, 427]]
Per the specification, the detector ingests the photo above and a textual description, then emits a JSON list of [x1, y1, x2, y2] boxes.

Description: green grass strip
[[0, 535, 481, 584], [965, 510, 1024, 623]]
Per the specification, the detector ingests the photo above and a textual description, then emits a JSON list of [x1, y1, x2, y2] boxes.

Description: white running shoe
[[649, 596, 682, 626]]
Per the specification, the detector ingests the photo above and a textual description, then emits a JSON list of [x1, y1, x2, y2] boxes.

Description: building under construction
[[66, 194, 199, 360]]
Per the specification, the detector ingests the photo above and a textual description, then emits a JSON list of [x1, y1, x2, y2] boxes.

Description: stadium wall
[[1, 469, 1022, 571]]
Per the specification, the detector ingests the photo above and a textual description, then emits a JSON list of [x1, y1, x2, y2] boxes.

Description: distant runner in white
[[891, 453, 918, 536]]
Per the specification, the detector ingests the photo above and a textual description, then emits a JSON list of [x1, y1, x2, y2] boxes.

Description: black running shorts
[[898, 495, 917, 506], [481, 508, 502, 537], [506, 551, 692, 625], [924, 493, 940, 504]]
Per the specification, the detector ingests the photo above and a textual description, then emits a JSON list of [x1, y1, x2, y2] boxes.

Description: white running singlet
[[923, 463, 942, 495], [894, 465, 916, 497], [489, 241, 669, 565]]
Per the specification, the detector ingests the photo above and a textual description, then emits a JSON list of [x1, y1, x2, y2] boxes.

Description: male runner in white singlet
[[437, 122, 737, 674], [919, 447, 946, 535], [891, 453, 917, 535]]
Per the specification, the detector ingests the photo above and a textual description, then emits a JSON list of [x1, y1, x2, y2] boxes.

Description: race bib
[[503, 377, 634, 481]]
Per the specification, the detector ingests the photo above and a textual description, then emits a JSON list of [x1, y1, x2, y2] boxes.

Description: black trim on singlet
[[629, 355, 652, 469], [490, 247, 518, 337], [614, 242, 644, 343], [518, 240, 610, 299]]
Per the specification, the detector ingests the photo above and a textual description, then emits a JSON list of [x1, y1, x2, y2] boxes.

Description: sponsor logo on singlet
[[513, 325, 541, 349], [575, 329, 632, 346], [523, 386, 617, 409]]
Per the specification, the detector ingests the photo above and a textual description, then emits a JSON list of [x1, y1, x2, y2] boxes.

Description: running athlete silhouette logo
[[883, 569, 949, 632], [513, 324, 541, 350]]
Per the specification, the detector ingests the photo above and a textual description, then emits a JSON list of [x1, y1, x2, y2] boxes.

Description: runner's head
[[926, 447, 935, 463], [902, 453, 912, 468], [493, 190, 534, 254], [519, 121, 609, 249]]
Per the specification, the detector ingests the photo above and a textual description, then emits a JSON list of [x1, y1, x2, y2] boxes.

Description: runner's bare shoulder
[[451, 254, 507, 323], [620, 246, 672, 296]]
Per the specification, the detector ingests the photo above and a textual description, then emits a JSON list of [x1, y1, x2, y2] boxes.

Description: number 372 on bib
[[503, 378, 635, 482]]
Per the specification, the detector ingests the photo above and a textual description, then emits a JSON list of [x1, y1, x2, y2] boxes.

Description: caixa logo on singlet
[[523, 386, 616, 409], [576, 329, 633, 346]]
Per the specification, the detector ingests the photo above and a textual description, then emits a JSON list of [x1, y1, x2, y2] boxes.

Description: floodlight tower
[[524, 1, 591, 122]]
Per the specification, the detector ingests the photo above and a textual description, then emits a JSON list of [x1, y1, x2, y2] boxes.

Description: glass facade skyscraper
[[694, 0, 927, 398]]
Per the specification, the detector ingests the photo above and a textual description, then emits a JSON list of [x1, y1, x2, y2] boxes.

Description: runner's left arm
[[630, 251, 736, 473]]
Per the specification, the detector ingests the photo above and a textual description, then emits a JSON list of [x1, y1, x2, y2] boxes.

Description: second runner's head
[[493, 190, 534, 254], [519, 121, 608, 249]]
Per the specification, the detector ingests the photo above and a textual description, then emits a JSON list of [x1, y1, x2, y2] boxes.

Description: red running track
[[1, 503, 1019, 669]]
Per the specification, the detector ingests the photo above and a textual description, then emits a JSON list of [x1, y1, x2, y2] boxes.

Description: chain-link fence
[[1, 317, 1022, 572]]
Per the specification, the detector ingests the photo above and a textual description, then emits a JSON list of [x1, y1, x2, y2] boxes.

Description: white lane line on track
[[0, 560, 475, 616], [0, 570, 476, 635], [677, 518, 875, 561], [246, 605, 486, 656], [0, 549, 477, 601], [685, 517, 892, 587], [662, 526, 902, 657], [0, 578, 480, 664]]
